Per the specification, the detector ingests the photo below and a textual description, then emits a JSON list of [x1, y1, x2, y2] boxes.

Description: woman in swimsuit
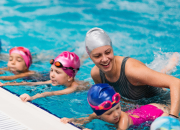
[[84, 27, 180, 117]]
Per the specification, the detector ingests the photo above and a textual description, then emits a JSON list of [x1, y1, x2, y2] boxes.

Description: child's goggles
[[88, 93, 120, 110], [50, 59, 79, 71]]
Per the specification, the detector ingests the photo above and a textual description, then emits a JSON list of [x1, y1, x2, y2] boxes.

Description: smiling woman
[[85, 27, 180, 118]]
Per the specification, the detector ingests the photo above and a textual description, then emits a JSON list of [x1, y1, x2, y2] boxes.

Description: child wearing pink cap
[[1, 51, 89, 102], [0, 47, 35, 80]]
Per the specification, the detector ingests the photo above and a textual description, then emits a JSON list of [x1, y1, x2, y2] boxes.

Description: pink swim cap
[[9, 47, 32, 69], [53, 51, 80, 77]]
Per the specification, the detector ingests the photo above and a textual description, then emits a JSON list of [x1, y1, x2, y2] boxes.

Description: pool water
[[0, 0, 180, 129]]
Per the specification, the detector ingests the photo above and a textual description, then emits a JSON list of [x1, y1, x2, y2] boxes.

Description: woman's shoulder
[[114, 56, 128, 64], [91, 66, 101, 83], [126, 57, 145, 65], [91, 65, 99, 76]]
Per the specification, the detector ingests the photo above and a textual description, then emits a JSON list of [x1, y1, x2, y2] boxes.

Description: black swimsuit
[[100, 57, 162, 100]]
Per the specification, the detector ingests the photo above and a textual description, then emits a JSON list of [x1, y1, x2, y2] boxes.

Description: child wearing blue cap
[[61, 83, 172, 129]]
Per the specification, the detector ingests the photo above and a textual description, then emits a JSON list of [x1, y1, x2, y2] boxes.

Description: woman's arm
[[0, 80, 52, 87], [0, 71, 35, 80], [20, 85, 77, 102], [60, 112, 98, 125], [125, 58, 180, 117]]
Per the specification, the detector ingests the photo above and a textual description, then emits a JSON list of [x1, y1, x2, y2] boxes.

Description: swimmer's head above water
[[50, 51, 80, 78], [85, 27, 112, 55], [87, 83, 121, 116], [8, 47, 32, 74], [9, 47, 32, 69]]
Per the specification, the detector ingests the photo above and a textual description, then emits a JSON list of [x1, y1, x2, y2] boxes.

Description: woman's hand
[[20, 94, 32, 102]]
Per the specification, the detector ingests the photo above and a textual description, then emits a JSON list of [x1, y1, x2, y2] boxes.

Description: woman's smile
[[100, 61, 110, 68]]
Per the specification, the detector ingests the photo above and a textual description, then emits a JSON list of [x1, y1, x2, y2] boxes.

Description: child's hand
[[20, 94, 32, 102], [0, 71, 4, 74], [0, 82, 4, 87], [60, 118, 73, 124]]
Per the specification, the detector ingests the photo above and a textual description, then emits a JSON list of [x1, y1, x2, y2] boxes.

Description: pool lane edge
[[0, 87, 81, 130]]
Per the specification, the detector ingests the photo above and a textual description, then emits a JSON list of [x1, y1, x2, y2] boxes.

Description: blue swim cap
[[150, 116, 180, 130], [87, 83, 119, 116]]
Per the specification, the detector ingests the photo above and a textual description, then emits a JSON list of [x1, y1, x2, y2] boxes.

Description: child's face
[[50, 65, 70, 86], [99, 103, 121, 124], [7, 53, 27, 74]]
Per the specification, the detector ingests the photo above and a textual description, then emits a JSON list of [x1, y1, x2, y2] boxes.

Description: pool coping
[[0, 87, 81, 130]]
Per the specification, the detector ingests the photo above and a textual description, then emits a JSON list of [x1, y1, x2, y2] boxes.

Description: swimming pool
[[0, 0, 180, 129]]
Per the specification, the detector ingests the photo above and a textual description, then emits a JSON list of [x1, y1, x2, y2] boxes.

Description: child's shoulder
[[117, 111, 130, 130]]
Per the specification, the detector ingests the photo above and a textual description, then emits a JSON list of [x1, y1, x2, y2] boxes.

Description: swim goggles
[[88, 93, 121, 110], [50, 59, 79, 71]]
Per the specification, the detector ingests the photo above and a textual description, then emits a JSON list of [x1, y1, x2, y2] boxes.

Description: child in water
[[61, 83, 171, 130], [0, 47, 35, 80], [18, 51, 89, 102]]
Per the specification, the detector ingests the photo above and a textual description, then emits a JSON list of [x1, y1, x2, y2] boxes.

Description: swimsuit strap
[[99, 57, 161, 100]]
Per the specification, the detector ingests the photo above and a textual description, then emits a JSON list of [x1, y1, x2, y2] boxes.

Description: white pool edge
[[0, 87, 81, 130]]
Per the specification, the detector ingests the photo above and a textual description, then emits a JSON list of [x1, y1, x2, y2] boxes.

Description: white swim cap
[[85, 27, 112, 55]]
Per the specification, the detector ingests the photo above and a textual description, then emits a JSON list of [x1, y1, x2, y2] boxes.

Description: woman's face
[[90, 45, 114, 73], [50, 65, 69, 86], [100, 103, 121, 124], [7, 53, 27, 74]]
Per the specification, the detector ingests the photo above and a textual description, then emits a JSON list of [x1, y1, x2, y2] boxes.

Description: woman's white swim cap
[[85, 27, 112, 55]]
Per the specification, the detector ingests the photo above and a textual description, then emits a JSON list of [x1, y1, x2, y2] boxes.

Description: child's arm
[[0, 67, 9, 71], [0, 67, 9, 74], [60, 112, 98, 125], [117, 112, 131, 130], [0, 80, 52, 87], [0, 71, 35, 80], [20, 85, 77, 102]]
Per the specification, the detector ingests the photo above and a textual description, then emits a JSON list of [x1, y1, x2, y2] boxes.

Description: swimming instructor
[[85, 27, 180, 118]]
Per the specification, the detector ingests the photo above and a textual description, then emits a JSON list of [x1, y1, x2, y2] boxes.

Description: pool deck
[[0, 87, 81, 130]]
